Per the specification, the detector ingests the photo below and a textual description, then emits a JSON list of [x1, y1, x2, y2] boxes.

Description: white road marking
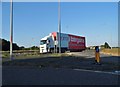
[[73, 69, 120, 75]]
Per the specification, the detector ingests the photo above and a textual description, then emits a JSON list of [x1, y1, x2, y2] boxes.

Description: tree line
[[0, 38, 39, 51]]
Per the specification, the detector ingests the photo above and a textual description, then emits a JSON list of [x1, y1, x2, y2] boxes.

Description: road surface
[[2, 67, 119, 85], [2, 50, 120, 85]]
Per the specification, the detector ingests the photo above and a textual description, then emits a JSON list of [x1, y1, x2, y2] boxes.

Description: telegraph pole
[[58, 0, 61, 53], [10, 0, 13, 60], [111, 32, 112, 49]]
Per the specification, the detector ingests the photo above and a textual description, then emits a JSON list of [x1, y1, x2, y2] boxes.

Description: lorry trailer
[[40, 32, 86, 53]]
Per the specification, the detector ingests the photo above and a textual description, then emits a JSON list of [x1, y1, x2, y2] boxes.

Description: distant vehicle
[[40, 32, 86, 53]]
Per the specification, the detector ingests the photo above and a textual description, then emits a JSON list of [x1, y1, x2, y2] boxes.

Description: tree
[[31, 46, 39, 50], [19, 46, 25, 50], [2, 39, 10, 51], [13, 43, 19, 50], [104, 42, 111, 49], [1, 38, 20, 51], [1, 38, 39, 51]]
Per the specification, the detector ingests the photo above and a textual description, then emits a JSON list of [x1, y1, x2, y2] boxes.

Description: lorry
[[40, 32, 86, 53]]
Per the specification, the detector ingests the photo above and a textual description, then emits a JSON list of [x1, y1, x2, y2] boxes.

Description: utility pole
[[10, 0, 13, 60], [111, 33, 112, 49], [58, 0, 61, 53]]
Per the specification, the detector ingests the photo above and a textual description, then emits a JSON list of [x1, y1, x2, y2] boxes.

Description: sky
[[2, 2, 118, 47]]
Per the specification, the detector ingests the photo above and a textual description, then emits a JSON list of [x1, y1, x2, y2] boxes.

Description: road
[[2, 67, 119, 85], [69, 50, 119, 64], [2, 50, 120, 85]]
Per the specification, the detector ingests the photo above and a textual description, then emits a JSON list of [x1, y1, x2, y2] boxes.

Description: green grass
[[1, 51, 72, 61], [2, 51, 10, 58]]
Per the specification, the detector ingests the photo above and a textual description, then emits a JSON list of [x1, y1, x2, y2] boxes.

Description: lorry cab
[[40, 36, 49, 53], [40, 35, 54, 53]]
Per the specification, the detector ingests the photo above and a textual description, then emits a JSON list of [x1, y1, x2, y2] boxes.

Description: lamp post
[[111, 33, 112, 49], [58, 0, 61, 53], [10, 0, 13, 60]]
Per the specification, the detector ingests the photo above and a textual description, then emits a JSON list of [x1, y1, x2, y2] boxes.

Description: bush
[[104, 42, 111, 49]]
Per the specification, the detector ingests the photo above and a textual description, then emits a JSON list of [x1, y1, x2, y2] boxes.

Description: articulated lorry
[[40, 32, 86, 53]]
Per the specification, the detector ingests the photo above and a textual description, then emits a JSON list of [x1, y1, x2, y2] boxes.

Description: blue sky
[[2, 2, 118, 47]]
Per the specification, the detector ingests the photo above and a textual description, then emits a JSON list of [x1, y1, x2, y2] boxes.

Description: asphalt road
[[2, 50, 120, 85], [70, 50, 119, 64], [2, 67, 119, 85]]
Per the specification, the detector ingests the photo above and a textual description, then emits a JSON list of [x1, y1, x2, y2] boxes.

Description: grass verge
[[101, 48, 120, 56]]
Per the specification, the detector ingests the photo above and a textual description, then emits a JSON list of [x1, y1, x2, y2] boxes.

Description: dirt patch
[[2, 56, 120, 72]]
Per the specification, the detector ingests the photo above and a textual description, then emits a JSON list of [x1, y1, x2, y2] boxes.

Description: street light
[[10, 0, 13, 60], [58, 0, 61, 53]]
